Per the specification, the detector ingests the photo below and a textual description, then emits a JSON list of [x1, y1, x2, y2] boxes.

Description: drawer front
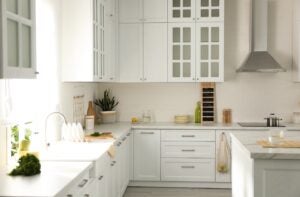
[[161, 130, 215, 142], [161, 158, 215, 182], [161, 142, 215, 158]]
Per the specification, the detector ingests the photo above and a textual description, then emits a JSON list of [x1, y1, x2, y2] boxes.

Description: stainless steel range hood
[[237, 0, 286, 73]]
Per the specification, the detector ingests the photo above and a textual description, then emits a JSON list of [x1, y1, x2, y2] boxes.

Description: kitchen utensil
[[257, 140, 300, 148]]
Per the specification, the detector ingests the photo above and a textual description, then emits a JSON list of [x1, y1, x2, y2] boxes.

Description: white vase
[[100, 111, 117, 123]]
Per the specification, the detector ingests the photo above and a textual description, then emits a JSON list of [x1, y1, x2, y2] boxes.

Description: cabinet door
[[129, 132, 134, 181], [195, 0, 224, 22], [119, 24, 143, 82], [144, 23, 168, 82], [104, 0, 116, 82], [143, 0, 167, 22], [93, 0, 106, 81], [196, 22, 224, 82], [168, 0, 196, 22], [3, 0, 36, 78], [119, 0, 143, 23], [168, 23, 196, 82], [134, 130, 161, 181]]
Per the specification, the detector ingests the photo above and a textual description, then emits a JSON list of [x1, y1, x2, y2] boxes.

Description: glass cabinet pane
[[173, 0, 181, 7], [21, 0, 31, 19], [173, 10, 181, 18], [201, 62, 209, 77], [183, 63, 191, 77], [173, 63, 180, 77], [211, 62, 219, 77], [173, 28, 180, 42], [201, 9, 209, 17], [22, 25, 31, 68], [183, 45, 191, 60], [212, 0, 220, 6], [201, 0, 209, 6], [183, 10, 191, 18], [7, 0, 18, 14], [211, 45, 219, 60], [211, 27, 219, 42], [183, 0, 191, 7], [201, 45, 208, 60], [211, 9, 219, 17], [7, 19, 19, 67], [183, 28, 191, 42], [173, 45, 180, 60], [201, 27, 209, 42]]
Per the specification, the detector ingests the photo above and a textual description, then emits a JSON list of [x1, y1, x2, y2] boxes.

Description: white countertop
[[0, 161, 92, 197], [231, 132, 300, 160]]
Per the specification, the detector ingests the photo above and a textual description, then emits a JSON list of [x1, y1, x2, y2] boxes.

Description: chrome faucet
[[45, 112, 67, 147]]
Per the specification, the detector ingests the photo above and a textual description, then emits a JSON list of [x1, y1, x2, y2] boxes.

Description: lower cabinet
[[161, 158, 215, 182], [133, 130, 161, 181]]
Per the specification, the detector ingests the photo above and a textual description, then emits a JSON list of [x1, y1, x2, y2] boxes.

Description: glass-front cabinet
[[168, 23, 195, 82], [1, 0, 36, 78], [168, 0, 224, 22], [196, 23, 224, 82]]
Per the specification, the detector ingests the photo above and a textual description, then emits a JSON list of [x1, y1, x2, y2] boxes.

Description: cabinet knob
[[144, 78, 147, 81], [78, 179, 88, 188], [84, 195, 90, 197], [34, 71, 39, 75], [110, 77, 114, 80], [67, 195, 73, 197], [140, 78, 143, 81], [196, 78, 199, 80], [192, 78, 195, 80], [99, 77, 103, 79], [98, 175, 104, 180]]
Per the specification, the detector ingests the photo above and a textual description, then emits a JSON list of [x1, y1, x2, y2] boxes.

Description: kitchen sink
[[238, 122, 286, 127]]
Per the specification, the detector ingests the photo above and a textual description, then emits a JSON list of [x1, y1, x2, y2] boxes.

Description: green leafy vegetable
[[90, 132, 101, 137], [9, 154, 41, 176], [11, 125, 19, 157], [94, 89, 119, 111]]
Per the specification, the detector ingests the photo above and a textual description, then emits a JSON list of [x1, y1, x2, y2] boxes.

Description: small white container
[[85, 115, 95, 130]]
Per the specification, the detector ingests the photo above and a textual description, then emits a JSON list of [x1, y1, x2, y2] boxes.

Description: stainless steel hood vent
[[237, 0, 286, 73]]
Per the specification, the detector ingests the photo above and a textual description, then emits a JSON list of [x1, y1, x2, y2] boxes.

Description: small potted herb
[[94, 89, 119, 123]]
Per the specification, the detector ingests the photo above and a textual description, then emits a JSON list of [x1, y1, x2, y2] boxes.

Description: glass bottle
[[195, 102, 201, 123]]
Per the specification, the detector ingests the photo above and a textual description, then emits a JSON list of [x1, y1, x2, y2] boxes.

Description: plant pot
[[100, 111, 117, 123]]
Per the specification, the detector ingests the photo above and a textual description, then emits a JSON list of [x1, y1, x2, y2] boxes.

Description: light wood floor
[[124, 187, 231, 197]]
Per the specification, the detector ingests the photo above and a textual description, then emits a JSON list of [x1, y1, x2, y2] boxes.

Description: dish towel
[[217, 132, 231, 173]]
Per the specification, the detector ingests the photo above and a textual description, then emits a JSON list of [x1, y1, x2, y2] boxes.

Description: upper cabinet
[[62, 0, 116, 82], [168, 0, 224, 22], [1, 0, 37, 79], [119, 0, 167, 23]]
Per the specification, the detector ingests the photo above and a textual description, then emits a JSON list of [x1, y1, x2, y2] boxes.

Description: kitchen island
[[231, 132, 300, 197]]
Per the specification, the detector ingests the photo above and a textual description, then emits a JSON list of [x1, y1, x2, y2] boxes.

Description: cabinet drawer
[[161, 130, 215, 142], [161, 142, 215, 158], [161, 158, 215, 182]]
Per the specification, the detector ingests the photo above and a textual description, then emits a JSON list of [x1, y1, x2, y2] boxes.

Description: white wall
[[97, 0, 300, 123]]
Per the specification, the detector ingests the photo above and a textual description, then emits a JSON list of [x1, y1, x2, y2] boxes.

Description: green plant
[[11, 125, 19, 157], [94, 89, 119, 111], [9, 154, 41, 176]]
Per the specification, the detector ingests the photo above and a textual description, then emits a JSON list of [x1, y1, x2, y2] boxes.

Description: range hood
[[237, 0, 286, 73]]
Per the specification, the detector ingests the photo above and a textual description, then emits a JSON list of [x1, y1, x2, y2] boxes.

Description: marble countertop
[[231, 131, 300, 160], [0, 161, 92, 197]]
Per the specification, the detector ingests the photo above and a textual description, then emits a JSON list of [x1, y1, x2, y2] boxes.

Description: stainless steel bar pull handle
[[78, 179, 88, 187], [181, 166, 195, 169], [181, 149, 195, 152], [181, 135, 195, 138], [141, 132, 154, 134], [98, 175, 104, 180]]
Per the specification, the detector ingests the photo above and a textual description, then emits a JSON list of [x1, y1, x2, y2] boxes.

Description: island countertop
[[0, 161, 92, 197], [231, 131, 300, 160]]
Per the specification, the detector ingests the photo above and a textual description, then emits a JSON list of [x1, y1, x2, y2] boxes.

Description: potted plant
[[95, 89, 119, 123]]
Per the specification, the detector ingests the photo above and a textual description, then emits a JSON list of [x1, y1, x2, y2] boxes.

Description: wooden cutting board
[[85, 132, 115, 141], [257, 140, 300, 148]]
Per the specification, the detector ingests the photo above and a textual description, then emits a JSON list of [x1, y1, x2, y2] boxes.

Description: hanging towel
[[217, 132, 231, 173]]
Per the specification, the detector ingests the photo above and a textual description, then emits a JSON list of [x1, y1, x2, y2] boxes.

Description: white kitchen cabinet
[[196, 22, 224, 82], [95, 153, 111, 197], [161, 158, 215, 182], [134, 130, 161, 181], [1, 0, 37, 78], [119, 23, 168, 82], [168, 23, 196, 82], [119, 23, 143, 82], [168, 0, 224, 22], [129, 131, 134, 181], [293, 0, 300, 82], [119, 0, 167, 23], [62, 0, 116, 82]]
